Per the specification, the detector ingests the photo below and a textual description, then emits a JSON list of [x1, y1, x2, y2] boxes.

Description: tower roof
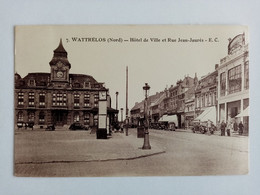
[[53, 39, 67, 55], [49, 39, 71, 68]]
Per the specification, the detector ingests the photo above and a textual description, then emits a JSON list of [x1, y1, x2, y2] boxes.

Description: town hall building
[[14, 39, 116, 129]]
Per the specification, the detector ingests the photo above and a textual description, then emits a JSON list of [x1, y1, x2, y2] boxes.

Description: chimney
[[215, 64, 219, 70]]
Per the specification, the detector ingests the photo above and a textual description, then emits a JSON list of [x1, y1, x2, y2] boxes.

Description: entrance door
[[52, 110, 67, 126]]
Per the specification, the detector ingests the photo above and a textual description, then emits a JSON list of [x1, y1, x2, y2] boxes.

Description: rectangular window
[[244, 61, 249, 90], [94, 94, 99, 107], [74, 94, 80, 107], [52, 93, 67, 106], [228, 65, 242, 94], [18, 92, 24, 106], [214, 92, 217, 105], [220, 72, 226, 96], [28, 92, 35, 106], [84, 94, 90, 107], [39, 93, 45, 107]]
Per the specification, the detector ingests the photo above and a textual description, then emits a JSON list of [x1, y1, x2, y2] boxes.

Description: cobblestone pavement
[[14, 128, 248, 177]]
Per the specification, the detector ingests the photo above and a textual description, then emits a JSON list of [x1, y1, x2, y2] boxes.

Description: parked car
[[69, 122, 89, 130], [45, 124, 55, 131], [192, 121, 207, 134]]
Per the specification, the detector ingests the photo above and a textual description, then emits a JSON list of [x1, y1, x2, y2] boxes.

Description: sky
[[15, 25, 248, 119]]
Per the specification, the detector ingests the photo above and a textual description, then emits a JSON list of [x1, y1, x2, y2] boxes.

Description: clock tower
[[49, 39, 71, 85]]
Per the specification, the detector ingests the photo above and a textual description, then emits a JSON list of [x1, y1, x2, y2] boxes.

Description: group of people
[[220, 120, 244, 136]]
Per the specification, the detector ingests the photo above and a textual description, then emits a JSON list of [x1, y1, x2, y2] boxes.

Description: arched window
[[39, 111, 45, 124], [84, 112, 90, 125], [94, 114, 98, 126], [74, 112, 80, 122], [28, 112, 35, 122], [18, 111, 24, 122]]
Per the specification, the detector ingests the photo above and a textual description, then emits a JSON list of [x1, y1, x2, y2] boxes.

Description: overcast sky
[[15, 25, 248, 119]]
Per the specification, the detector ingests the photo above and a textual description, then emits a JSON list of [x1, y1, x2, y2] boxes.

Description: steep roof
[[15, 72, 103, 89], [131, 101, 144, 111], [49, 39, 71, 68]]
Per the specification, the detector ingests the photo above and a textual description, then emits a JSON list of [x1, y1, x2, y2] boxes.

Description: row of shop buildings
[[14, 39, 118, 129], [130, 33, 249, 133]]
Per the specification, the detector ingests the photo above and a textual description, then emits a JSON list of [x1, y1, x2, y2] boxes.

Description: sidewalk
[[175, 128, 248, 137], [15, 129, 166, 165]]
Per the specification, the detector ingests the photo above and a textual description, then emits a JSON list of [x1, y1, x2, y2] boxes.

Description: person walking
[[220, 120, 226, 136], [207, 119, 212, 135], [226, 120, 233, 136], [239, 121, 244, 135], [233, 121, 238, 132]]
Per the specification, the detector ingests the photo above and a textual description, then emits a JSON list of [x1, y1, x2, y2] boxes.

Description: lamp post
[[116, 92, 119, 122], [142, 83, 151, 150], [120, 108, 123, 122]]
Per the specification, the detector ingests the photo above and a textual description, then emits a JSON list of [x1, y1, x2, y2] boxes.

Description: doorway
[[52, 110, 67, 126]]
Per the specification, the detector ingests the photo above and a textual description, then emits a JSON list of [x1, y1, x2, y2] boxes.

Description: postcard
[[14, 25, 249, 177]]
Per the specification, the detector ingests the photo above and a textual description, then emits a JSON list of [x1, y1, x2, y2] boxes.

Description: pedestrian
[[239, 121, 244, 135], [226, 120, 233, 136], [207, 119, 212, 135], [220, 120, 226, 136], [233, 121, 238, 132]]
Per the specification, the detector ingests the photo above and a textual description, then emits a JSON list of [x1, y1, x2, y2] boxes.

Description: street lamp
[[116, 92, 119, 122], [120, 108, 123, 122], [142, 83, 151, 150]]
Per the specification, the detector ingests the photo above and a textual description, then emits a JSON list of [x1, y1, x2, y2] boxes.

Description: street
[[14, 128, 248, 177]]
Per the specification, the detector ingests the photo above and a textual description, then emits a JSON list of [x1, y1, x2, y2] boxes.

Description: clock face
[[56, 71, 63, 78], [99, 91, 107, 100]]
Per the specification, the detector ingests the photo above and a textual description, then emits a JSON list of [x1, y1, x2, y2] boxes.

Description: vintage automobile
[[192, 121, 207, 134], [192, 121, 216, 134], [69, 122, 89, 130], [45, 124, 55, 131]]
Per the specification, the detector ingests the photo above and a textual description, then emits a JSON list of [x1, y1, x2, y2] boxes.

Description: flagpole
[[126, 66, 129, 136]]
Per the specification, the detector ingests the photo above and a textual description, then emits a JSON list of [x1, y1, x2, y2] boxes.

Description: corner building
[[15, 40, 114, 129], [217, 33, 249, 133]]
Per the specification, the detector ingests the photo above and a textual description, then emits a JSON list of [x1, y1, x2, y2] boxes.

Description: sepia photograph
[[14, 25, 249, 177]]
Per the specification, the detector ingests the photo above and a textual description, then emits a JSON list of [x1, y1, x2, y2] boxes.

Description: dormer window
[[74, 82, 80, 88], [84, 81, 91, 88], [28, 79, 35, 86]]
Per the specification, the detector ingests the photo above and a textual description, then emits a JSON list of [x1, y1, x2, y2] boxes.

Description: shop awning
[[235, 106, 249, 117], [158, 115, 168, 122], [158, 115, 178, 124], [194, 106, 216, 125]]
